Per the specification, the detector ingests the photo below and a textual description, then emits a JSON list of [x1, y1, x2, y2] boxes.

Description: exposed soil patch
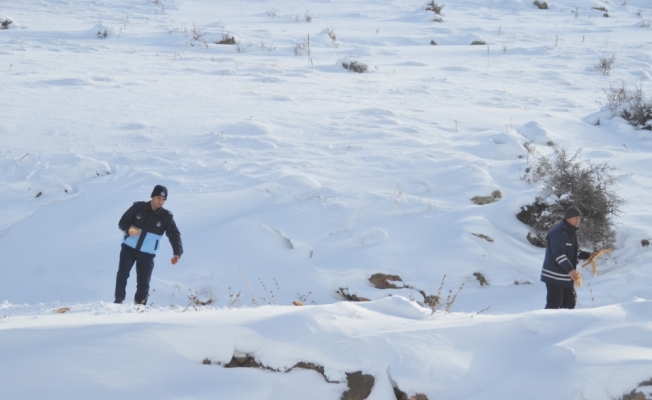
[[472, 233, 494, 243], [394, 386, 429, 400], [207, 354, 378, 399], [342, 371, 375, 400], [338, 288, 370, 302], [369, 273, 403, 289]]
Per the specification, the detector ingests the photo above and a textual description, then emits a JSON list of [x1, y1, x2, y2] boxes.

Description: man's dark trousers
[[545, 283, 576, 309], [115, 243, 155, 304]]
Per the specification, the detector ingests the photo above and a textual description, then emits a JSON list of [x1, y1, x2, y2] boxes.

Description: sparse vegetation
[[430, 40, 437, 45], [471, 40, 487, 45], [642, 239, 650, 247], [256, 278, 280, 305], [518, 144, 622, 249], [54, 307, 71, 313], [592, 7, 608, 12], [304, 11, 312, 22], [595, 54, 616, 75], [97, 30, 108, 38], [425, 1, 444, 15], [342, 61, 368, 73], [260, 41, 276, 51], [293, 41, 310, 56], [216, 34, 235, 45], [190, 24, 208, 48], [603, 83, 652, 130], [533, 1, 548, 10], [236, 42, 248, 53], [471, 189, 502, 205], [327, 28, 337, 45], [183, 289, 214, 311], [266, 8, 278, 18], [367, 273, 462, 314], [228, 287, 241, 309], [640, 19, 652, 28], [514, 280, 532, 285]]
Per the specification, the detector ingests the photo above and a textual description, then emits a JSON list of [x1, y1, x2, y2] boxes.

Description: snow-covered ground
[[1, 0, 651, 398]]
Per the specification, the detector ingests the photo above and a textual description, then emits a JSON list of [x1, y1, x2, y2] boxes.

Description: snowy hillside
[[1, 0, 651, 398]]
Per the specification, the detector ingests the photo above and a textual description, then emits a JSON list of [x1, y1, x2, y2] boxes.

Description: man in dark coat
[[114, 185, 183, 304], [540, 206, 592, 309]]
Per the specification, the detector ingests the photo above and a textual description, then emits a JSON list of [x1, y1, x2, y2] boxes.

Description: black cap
[[151, 185, 168, 200], [564, 206, 581, 219]]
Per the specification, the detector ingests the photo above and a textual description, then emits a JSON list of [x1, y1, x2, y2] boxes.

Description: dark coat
[[540, 220, 590, 288], [119, 201, 183, 256]]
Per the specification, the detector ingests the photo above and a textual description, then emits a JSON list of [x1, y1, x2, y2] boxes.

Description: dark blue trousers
[[545, 283, 576, 309], [115, 243, 155, 304]]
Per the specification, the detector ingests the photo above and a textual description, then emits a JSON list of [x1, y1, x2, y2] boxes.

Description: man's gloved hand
[[569, 269, 582, 286]]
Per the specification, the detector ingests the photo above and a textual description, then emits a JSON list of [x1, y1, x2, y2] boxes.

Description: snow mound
[[518, 121, 553, 144], [354, 296, 431, 320]]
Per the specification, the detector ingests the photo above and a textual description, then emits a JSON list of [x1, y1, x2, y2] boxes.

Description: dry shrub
[[603, 83, 652, 130], [425, 1, 444, 15], [266, 8, 278, 18], [342, 61, 368, 73], [471, 40, 487, 45], [595, 54, 616, 75], [471, 190, 502, 205], [327, 28, 337, 44], [592, 6, 608, 12], [1, 18, 12, 30], [260, 41, 275, 51], [216, 34, 235, 45], [54, 307, 71, 313], [473, 272, 489, 286], [430, 40, 437, 45], [518, 144, 622, 249], [190, 24, 208, 48], [293, 41, 310, 56], [533, 1, 548, 9], [642, 239, 650, 247]]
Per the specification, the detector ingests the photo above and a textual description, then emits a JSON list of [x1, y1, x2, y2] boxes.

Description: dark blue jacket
[[119, 201, 183, 256], [540, 220, 590, 287]]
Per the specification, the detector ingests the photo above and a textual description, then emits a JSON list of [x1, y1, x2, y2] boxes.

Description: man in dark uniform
[[540, 206, 592, 309], [114, 185, 183, 304]]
